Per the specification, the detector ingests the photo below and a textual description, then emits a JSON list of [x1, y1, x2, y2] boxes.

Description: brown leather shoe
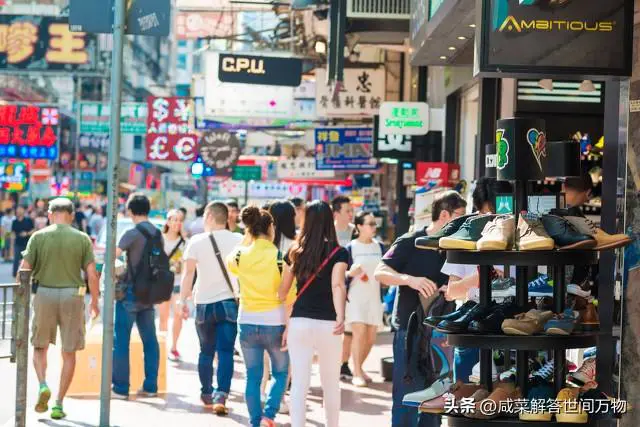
[[466, 382, 522, 419], [419, 382, 483, 414], [502, 310, 554, 335], [578, 302, 599, 331]]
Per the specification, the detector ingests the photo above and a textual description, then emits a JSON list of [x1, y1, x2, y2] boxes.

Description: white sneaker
[[352, 377, 368, 388], [567, 284, 591, 299], [111, 391, 128, 400]]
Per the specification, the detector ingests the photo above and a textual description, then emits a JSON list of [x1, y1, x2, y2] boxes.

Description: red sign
[[0, 104, 59, 159], [146, 97, 198, 162], [416, 162, 460, 187]]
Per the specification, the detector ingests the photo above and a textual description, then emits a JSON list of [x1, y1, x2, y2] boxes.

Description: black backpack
[[128, 224, 174, 305]]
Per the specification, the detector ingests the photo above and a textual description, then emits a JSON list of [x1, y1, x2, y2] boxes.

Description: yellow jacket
[[226, 238, 295, 312]]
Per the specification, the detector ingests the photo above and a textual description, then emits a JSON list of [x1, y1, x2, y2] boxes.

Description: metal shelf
[[446, 250, 599, 266], [446, 332, 599, 350]]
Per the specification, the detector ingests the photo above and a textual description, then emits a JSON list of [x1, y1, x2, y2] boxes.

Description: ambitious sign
[[146, 97, 198, 162], [315, 128, 378, 170], [0, 105, 59, 160], [0, 15, 96, 72], [218, 53, 302, 87], [479, 0, 633, 76]]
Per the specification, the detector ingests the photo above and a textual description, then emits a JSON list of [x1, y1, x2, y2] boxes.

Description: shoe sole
[[595, 237, 633, 250], [529, 291, 553, 297], [545, 327, 572, 335], [477, 240, 509, 251], [438, 238, 477, 250], [517, 240, 555, 251], [35, 388, 51, 413], [415, 243, 438, 250], [558, 240, 597, 250], [556, 413, 589, 423], [567, 287, 591, 298], [520, 412, 552, 421], [501, 327, 534, 336]]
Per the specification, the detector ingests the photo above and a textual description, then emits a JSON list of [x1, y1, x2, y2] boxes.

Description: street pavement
[[0, 258, 395, 427]]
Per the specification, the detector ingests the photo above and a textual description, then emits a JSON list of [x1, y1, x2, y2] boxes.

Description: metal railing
[[0, 283, 17, 361]]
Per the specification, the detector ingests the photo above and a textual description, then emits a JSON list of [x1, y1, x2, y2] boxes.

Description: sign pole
[[100, 0, 126, 424], [74, 77, 82, 199], [244, 180, 249, 207]]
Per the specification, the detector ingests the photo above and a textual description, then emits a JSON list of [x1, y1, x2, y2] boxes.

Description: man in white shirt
[[179, 202, 242, 415]]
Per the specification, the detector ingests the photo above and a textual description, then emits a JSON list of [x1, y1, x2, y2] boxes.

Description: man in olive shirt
[[20, 198, 100, 421]]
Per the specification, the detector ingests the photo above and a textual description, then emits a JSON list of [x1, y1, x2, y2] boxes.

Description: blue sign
[[315, 128, 377, 170], [0, 145, 58, 160]]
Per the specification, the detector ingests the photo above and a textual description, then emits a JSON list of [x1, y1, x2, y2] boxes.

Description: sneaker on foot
[[111, 390, 128, 400], [50, 405, 66, 420], [340, 363, 353, 380], [168, 349, 181, 362], [201, 394, 213, 407], [35, 384, 51, 413], [137, 389, 158, 398], [260, 417, 276, 427], [212, 393, 229, 416], [352, 376, 368, 387]]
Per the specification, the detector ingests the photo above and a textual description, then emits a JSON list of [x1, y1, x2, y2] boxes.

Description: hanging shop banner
[[218, 53, 302, 87], [175, 11, 234, 39], [0, 16, 96, 72], [204, 52, 295, 119], [379, 102, 429, 136], [315, 68, 385, 117], [416, 162, 461, 187], [373, 115, 414, 159], [315, 128, 377, 170], [479, 0, 633, 77], [198, 130, 240, 175], [146, 97, 198, 162], [277, 157, 335, 179], [79, 102, 147, 135], [217, 180, 308, 200], [0, 162, 28, 192], [69, 0, 171, 37], [0, 105, 59, 160]]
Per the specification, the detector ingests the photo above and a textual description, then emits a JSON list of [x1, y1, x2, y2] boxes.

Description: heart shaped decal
[[526, 128, 546, 171]]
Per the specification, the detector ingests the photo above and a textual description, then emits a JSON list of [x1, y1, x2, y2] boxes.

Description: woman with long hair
[[345, 211, 384, 387], [227, 206, 289, 427], [279, 200, 348, 427], [159, 209, 187, 361]]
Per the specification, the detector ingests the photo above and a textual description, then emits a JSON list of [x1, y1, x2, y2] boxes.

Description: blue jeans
[[454, 347, 479, 383], [392, 329, 440, 427], [195, 299, 238, 396], [112, 292, 159, 395], [13, 243, 25, 277], [239, 324, 289, 427]]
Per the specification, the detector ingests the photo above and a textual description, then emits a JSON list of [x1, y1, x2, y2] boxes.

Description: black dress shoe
[[437, 302, 497, 333], [423, 300, 477, 328], [540, 214, 596, 250], [468, 303, 524, 334]]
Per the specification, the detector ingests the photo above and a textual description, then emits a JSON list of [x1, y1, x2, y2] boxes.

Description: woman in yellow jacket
[[226, 206, 293, 427]]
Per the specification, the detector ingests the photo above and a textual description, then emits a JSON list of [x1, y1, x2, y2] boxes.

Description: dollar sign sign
[[153, 98, 169, 122]]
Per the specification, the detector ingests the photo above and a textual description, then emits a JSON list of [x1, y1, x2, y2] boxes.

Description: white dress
[[345, 240, 383, 327]]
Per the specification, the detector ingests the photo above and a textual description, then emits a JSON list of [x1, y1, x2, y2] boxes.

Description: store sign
[[198, 130, 240, 174], [175, 11, 234, 39], [379, 102, 429, 136], [218, 180, 308, 200], [479, 0, 632, 76], [315, 128, 377, 170], [232, 165, 262, 181], [0, 105, 59, 160], [315, 68, 385, 117], [0, 162, 27, 192], [416, 162, 460, 187], [0, 16, 96, 72], [373, 115, 414, 159], [146, 97, 198, 162], [204, 52, 295, 119], [79, 102, 148, 135], [69, 0, 171, 37], [277, 157, 335, 179], [218, 53, 302, 87]]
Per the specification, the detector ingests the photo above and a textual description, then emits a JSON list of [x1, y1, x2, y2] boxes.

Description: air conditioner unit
[[346, 0, 410, 19]]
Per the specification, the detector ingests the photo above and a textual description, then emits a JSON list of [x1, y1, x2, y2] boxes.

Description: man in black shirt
[[375, 191, 467, 427], [12, 205, 34, 277]]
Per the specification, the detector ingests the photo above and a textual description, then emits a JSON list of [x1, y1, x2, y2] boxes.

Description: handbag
[[293, 245, 341, 302], [209, 233, 238, 304]]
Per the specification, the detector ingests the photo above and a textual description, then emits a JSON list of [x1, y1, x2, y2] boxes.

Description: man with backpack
[[179, 202, 242, 415], [112, 193, 173, 399], [374, 191, 467, 427]]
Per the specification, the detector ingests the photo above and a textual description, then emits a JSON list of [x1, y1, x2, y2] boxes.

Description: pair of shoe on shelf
[[503, 305, 599, 336], [414, 208, 631, 251]]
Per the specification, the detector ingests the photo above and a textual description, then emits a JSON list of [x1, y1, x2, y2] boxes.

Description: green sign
[[379, 102, 429, 136], [232, 166, 262, 181], [79, 102, 148, 135], [429, 0, 445, 19], [496, 195, 514, 215]]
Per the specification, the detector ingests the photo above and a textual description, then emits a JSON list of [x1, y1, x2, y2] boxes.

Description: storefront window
[[458, 84, 479, 184]]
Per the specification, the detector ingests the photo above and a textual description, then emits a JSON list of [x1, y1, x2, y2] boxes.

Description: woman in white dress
[[345, 211, 384, 387]]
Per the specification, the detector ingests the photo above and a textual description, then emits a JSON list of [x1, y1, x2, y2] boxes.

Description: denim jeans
[[112, 290, 159, 395], [454, 347, 479, 383], [195, 299, 238, 396], [13, 243, 25, 277], [239, 324, 289, 427], [392, 329, 440, 427]]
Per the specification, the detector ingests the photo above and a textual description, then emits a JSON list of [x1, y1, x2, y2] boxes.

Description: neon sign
[[0, 105, 59, 159]]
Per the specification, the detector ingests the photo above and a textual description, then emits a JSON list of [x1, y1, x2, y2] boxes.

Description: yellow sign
[[221, 56, 265, 75], [498, 15, 614, 33]]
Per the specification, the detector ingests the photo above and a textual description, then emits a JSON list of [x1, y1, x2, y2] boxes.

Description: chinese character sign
[[0, 15, 96, 71], [0, 105, 59, 160], [315, 68, 386, 117], [315, 128, 378, 170], [277, 157, 335, 179], [80, 102, 148, 135], [145, 97, 198, 162]]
